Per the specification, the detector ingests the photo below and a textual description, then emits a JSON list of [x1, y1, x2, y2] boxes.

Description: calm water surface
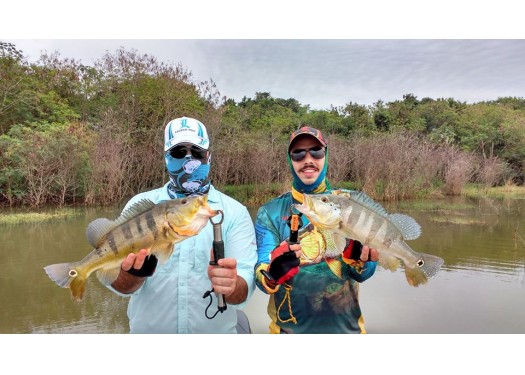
[[1, 197, 524, 334]]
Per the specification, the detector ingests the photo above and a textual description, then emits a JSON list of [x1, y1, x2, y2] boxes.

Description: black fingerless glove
[[342, 239, 364, 261], [126, 254, 158, 277], [265, 243, 300, 284]]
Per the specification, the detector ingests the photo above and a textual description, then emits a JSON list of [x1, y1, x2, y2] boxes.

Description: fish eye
[[180, 198, 187, 204], [321, 197, 328, 203], [417, 259, 424, 267]]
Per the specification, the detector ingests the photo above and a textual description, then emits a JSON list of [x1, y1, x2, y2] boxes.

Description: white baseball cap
[[164, 116, 210, 152]]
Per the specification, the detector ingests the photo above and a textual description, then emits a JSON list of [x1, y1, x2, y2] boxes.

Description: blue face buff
[[165, 148, 211, 198]]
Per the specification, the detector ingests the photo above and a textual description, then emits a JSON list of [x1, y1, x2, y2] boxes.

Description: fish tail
[[405, 253, 444, 287], [44, 262, 86, 301], [69, 274, 88, 301], [44, 262, 75, 288], [404, 266, 429, 287]]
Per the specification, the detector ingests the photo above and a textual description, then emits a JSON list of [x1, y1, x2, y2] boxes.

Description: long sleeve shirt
[[255, 189, 377, 333], [107, 183, 257, 333]]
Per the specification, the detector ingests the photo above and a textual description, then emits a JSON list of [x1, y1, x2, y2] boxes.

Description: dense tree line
[[1, 41, 524, 208]]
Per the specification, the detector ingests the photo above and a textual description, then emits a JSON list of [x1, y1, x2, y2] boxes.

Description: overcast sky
[[3, 2, 524, 110], [6, 39, 524, 110]]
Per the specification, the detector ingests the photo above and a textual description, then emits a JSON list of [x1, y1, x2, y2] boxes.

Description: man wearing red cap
[[255, 126, 379, 333]]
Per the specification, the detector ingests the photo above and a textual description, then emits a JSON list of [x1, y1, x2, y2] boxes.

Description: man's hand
[[265, 241, 301, 285], [343, 239, 379, 262], [360, 245, 379, 262], [111, 249, 155, 294], [122, 249, 158, 277], [208, 250, 239, 298]]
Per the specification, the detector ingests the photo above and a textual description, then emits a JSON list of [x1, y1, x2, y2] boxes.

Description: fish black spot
[[417, 259, 424, 267], [145, 211, 157, 234], [121, 222, 133, 240], [135, 218, 143, 235], [107, 233, 118, 255]]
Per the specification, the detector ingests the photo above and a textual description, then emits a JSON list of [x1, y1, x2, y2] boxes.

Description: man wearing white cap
[[107, 116, 257, 334]]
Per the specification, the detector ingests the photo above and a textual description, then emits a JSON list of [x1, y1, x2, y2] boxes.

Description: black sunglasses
[[289, 147, 326, 162], [168, 145, 208, 159]]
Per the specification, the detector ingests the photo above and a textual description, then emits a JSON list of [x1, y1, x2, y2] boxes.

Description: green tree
[[0, 42, 38, 133]]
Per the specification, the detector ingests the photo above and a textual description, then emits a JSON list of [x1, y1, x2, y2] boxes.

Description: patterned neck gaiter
[[165, 153, 211, 199]]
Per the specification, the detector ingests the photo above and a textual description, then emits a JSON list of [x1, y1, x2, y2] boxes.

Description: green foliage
[[235, 92, 305, 134], [1, 122, 94, 207], [0, 47, 37, 132], [2, 41, 525, 207]]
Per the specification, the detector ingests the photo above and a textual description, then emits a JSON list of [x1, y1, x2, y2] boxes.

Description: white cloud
[[9, 39, 525, 109]]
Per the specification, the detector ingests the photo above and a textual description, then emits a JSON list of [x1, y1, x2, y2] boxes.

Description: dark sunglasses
[[168, 145, 208, 159], [289, 147, 326, 162]]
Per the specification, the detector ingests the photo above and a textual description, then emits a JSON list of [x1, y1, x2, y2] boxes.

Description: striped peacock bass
[[293, 190, 444, 286], [44, 195, 217, 301]]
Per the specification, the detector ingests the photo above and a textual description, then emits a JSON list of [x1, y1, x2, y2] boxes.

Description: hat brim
[[164, 135, 209, 152]]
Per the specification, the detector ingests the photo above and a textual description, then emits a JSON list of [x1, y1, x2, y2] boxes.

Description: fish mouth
[[294, 194, 338, 230], [202, 207, 218, 217], [195, 195, 218, 217], [293, 194, 315, 219]]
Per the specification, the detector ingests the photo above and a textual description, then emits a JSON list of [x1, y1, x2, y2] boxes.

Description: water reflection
[[0, 197, 524, 334]]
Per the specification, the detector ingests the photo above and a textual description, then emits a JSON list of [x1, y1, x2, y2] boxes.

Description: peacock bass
[[44, 195, 217, 301]]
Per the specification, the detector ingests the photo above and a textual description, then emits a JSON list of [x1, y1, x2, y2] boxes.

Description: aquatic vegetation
[[0, 209, 80, 225], [429, 215, 487, 225]]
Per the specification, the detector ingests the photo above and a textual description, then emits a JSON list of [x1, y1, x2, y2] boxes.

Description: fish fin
[[332, 233, 347, 253], [152, 242, 176, 264], [86, 199, 156, 247], [351, 191, 390, 218], [86, 218, 116, 247], [299, 226, 325, 262], [404, 253, 444, 287], [332, 189, 353, 198], [117, 199, 157, 224], [44, 262, 86, 301], [389, 213, 421, 240], [404, 267, 428, 287], [378, 253, 402, 272], [325, 258, 343, 279], [96, 267, 121, 286], [69, 274, 88, 301]]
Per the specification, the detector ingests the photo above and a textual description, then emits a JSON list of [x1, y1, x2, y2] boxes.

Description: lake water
[[1, 196, 524, 334]]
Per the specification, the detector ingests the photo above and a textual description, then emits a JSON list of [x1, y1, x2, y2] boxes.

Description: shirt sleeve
[[254, 205, 283, 294], [223, 205, 258, 309], [344, 259, 378, 282]]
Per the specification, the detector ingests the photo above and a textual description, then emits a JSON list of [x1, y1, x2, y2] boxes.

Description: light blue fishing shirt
[[106, 183, 257, 333]]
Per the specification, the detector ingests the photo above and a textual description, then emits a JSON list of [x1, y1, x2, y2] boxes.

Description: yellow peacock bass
[[293, 190, 444, 286], [44, 195, 217, 301]]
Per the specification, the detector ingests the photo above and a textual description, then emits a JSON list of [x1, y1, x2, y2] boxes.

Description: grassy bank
[[0, 208, 80, 225], [1, 183, 524, 225], [463, 183, 525, 199]]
